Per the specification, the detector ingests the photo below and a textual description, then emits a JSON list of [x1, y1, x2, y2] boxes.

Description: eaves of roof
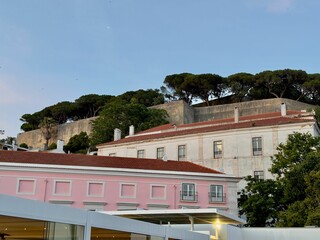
[[0, 150, 223, 175]]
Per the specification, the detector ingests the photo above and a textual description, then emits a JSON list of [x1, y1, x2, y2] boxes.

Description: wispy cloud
[[245, 0, 295, 13], [267, 0, 294, 13]]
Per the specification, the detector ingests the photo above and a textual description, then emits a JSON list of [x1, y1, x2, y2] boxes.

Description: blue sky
[[1, 0, 320, 139]]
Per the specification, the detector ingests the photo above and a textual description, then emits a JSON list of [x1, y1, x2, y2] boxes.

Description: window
[[109, 153, 116, 156], [213, 141, 223, 158], [156, 147, 165, 159], [209, 185, 224, 203], [150, 185, 166, 200], [252, 137, 262, 156], [254, 171, 264, 180], [181, 183, 197, 202], [120, 183, 136, 198], [178, 145, 186, 161], [87, 181, 105, 197], [17, 179, 36, 195], [137, 149, 145, 158], [53, 180, 72, 196]]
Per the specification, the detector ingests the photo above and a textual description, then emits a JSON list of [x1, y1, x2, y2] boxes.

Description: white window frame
[[213, 140, 223, 159], [209, 185, 224, 203], [252, 137, 262, 156], [181, 183, 196, 202], [178, 145, 186, 161], [53, 180, 72, 196], [119, 183, 137, 199], [150, 184, 167, 200], [137, 149, 145, 158], [156, 147, 165, 159], [254, 170, 264, 180], [16, 178, 36, 195], [86, 181, 105, 197]]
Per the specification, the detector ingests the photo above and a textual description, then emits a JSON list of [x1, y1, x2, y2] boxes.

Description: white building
[[97, 104, 319, 189]]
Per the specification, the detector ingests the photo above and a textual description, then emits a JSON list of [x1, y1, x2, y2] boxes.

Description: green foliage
[[163, 73, 195, 104], [162, 68, 320, 106], [90, 100, 168, 146], [239, 132, 320, 227], [19, 90, 164, 132], [19, 143, 28, 149], [39, 117, 57, 150], [49, 101, 77, 124], [0, 136, 16, 145], [163, 73, 225, 105], [48, 142, 57, 150], [118, 89, 164, 107], [64, 132, 90, 154], [226, 73, 254, 102], [74, 94, 115, 118], [238, 176, 283, 227], [314, 106, 320, 123]]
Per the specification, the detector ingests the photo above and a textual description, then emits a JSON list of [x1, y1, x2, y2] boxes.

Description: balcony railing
[[208, 193, 226, 203], [180, 191, 198, 202]]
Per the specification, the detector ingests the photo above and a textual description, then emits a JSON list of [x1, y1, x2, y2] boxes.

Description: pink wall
[[0, 169, 229, 211]]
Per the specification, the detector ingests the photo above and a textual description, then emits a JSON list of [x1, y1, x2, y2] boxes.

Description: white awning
[[101, 208, 246, 225]]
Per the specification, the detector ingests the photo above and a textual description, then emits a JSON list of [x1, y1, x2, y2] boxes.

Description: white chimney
[[114, 128, 121, 141], [129, 125, 135, 136], [57, 140, 64, 151], [12, 140, 17, 151], [281, 103, 287, 116], [234, 107, 239, 123]]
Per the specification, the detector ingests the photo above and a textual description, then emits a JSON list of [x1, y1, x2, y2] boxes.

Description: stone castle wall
[[17, 117, 97, 149], [194, 98, 314, 122], [16, 99, 315, 148]]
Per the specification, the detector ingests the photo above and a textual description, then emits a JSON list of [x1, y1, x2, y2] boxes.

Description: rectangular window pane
[[213, 141, 223, 158], [209, 185, 224, 202], [252, 137, 262, 156], [137, 150, 145, 158], [178, 145, 186, 161], [181, 183, 196, 201], [157, 147, 165, 159], [254, 171, 264, 180]]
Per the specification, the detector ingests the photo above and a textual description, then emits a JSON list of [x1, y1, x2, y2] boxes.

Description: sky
[[0, 0, 320, 139]]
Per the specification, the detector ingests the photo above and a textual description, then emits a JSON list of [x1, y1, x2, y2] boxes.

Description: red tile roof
[[0, 150, 223, 174], [98, 111, 315, 146]]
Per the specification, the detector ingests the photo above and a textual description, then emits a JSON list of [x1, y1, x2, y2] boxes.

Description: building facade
[[0, 150, 239, 215], [97, 105, 319, 189]]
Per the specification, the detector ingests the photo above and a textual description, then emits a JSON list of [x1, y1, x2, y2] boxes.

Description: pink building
[[0, 150, 239, 215]]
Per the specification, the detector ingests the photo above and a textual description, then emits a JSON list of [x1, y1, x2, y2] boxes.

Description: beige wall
[[98, 121, 318, 190], [150, 100, 195, 125], [16, 98, 315, 149], [194, 98, 314, 122], [16, 117, 97, 149]]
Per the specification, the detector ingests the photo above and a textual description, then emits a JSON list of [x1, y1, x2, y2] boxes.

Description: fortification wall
[[194, 98, 314, 122], [151, 100, 195, 125], [16, 117, 97, 149], [16, 99, 315, 148]]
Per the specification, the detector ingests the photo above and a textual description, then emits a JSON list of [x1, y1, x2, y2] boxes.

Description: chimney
[[57, 140, 64, 151], [281, 103, 287, 116], [114, 128, 121, 141], [129, 125, 135, 136], [234, 107, 239, 123], [12, 140, 17, 151]]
